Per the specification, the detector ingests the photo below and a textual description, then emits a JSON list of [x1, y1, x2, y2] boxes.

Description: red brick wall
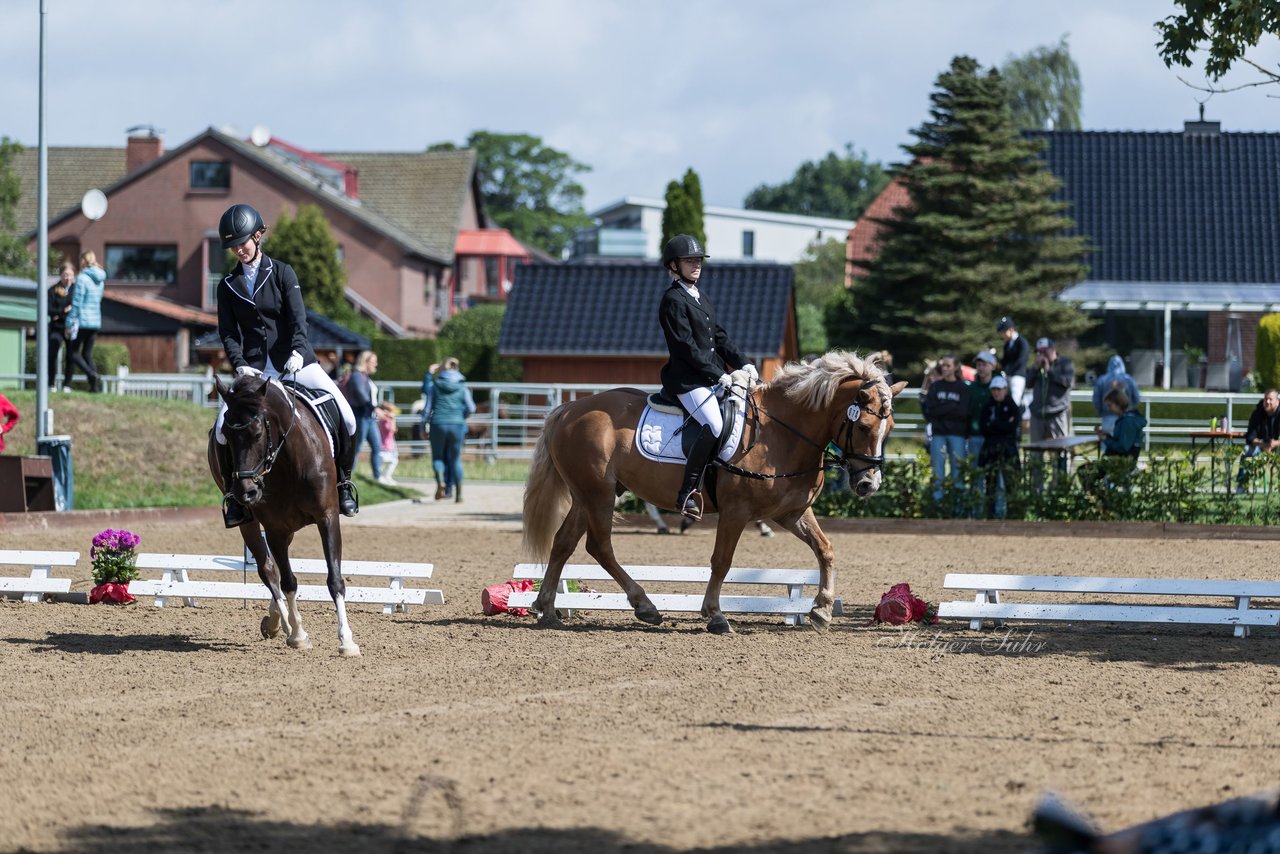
[[1208, 311, 1263, 371]]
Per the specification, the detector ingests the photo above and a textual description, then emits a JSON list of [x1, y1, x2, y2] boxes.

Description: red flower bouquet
[[872, 583, 938, 625]]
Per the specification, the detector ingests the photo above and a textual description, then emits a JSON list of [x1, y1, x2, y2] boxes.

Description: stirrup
[[221, 493, 251, 528], [678, 490, 704, 522], [338, 479, 359, 517]]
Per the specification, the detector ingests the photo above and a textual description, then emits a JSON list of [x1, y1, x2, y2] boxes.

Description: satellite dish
[[250, 125, 271, 147], [81, 189, 108, 221]]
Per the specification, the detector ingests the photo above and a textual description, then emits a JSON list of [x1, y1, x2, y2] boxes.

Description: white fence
[[0, 371, 1264, 460]]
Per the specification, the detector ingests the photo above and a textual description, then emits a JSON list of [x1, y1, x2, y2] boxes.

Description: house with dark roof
[[12, 128, 518, 370], [499, 263, 798, 384], [847, 119, 1280, 388]]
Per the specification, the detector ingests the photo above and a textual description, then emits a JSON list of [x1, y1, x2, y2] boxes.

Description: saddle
[[637, 369, 751, 464], [280, 380, 346, 463]]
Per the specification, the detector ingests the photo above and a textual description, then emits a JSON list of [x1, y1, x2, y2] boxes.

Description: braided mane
[[768, 350, 888, 411]]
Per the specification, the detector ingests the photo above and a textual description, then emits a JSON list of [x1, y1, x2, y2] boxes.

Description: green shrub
[[373, 337, 440, 383], [24, 338, 129, 375], [1256, 313, 1280, 391]]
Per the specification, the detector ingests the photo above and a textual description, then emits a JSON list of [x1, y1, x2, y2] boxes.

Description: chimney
[[125, 125, 164, 172], [1184, 103, 1221, 138]]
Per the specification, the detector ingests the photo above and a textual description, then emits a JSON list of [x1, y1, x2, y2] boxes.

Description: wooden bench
[[938, 573, 1280, 637], [0, 549, 79, 602], [507, 564, 843, 626], [129, 553, 444, 614]]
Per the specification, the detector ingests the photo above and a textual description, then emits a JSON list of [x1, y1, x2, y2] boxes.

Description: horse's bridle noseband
[[829, 397, 893, 479], [224, 382, 298, 486]]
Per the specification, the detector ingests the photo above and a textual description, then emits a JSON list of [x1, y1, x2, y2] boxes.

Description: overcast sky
[[2, 0, 1279, 214]]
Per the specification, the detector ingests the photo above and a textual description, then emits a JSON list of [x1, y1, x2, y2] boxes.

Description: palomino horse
[[209, 375, 360, 656], [522, 351, 907, 634]]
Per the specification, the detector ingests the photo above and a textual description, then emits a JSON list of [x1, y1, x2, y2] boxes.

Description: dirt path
[[1, 484, 1277, 852]]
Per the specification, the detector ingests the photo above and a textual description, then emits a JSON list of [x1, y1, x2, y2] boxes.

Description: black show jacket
[[217, 254, 317, 372], [658, 280, 748, 396]]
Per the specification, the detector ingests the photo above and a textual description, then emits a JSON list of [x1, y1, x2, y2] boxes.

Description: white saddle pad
[[636, 399, 745, 465], [274, 380, 337, 458]]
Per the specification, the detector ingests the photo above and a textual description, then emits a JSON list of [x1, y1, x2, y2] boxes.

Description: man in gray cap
[[1026, 337, 1075, 486]]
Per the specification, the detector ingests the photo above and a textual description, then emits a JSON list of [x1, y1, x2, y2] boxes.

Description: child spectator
[[375, 401, 400, 485], [1096, 389, 1145, 459], [977, 375, 1021, 519]]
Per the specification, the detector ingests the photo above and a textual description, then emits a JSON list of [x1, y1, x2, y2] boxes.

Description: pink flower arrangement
[[89, 528, 140, 604]]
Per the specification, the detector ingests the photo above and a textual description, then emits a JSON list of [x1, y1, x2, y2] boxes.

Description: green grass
[[391, 455, 530, 482], [0, 390, 421, 510]]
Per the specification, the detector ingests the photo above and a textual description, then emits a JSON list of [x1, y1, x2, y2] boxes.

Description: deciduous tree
[[1157, 0, 1280, 84], [263, 204, 372, 335], [743, 145, 888, 220], [0, 137, 34, 277], [1001, 35, 1082, 130], [430, 132, 592, 258]]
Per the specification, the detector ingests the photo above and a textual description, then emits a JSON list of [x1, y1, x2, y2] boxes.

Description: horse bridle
[[224, 382, 298, 486], [716, 382, 893, 481]]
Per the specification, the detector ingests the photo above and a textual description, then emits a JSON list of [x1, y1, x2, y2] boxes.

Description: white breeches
[[1008, 374, 1027, 408], [678, 386, 723, 437], [215, 359, 355, 443]]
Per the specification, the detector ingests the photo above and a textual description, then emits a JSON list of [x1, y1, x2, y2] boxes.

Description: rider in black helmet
[[657, 234, 756, 520], [212, 203, 361, 526]]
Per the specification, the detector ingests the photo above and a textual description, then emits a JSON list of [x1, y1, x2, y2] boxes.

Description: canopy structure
[[1059, 281, 1280, 389]]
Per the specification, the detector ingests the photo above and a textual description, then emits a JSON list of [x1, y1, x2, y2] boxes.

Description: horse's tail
[[521, 405, 572, 563]]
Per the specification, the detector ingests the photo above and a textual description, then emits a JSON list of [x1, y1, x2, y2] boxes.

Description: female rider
[[212, 203, 359, 526], [657, 234, 755, 520]]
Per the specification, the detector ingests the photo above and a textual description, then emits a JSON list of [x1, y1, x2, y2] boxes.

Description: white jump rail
[[130, 553, 443, 614], [508, 563, 843, 626], [0, 549, 79, 602], [939, 573, 1280, 638]]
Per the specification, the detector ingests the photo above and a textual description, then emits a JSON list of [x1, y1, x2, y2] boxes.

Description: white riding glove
[[283, 351, 304, 374], [717, 373, 733, 394], [235, 365, 262, 378], [744, 364, 759, 385]]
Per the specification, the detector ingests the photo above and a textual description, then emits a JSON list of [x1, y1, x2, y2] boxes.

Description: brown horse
[[209, 375, 360, 656], [522, 351, 907, 634]]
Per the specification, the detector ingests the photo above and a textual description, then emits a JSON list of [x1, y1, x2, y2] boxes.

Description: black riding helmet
[[219, 203, 266, 249], [661, 234, 709, 272]]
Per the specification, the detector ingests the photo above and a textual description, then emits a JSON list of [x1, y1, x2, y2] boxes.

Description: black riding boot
[[676, 425, 718, 521], [337, 430, 359, 516], [214, 440, 251, 528]]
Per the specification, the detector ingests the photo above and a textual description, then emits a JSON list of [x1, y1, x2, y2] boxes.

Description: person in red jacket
[[0, 392, 19, 453]]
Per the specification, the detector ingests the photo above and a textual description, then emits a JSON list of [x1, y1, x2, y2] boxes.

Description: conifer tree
[[830, 55, 1091, 374], [661, 168, 707, 251], [263, 204, 371, 334]]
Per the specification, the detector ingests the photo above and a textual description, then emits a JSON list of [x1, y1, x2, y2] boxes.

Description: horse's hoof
[[535, 611, 563, 628], [339, 643, 362, 658], [707, 614, 733, 635], [260, 616, 282, 639], [288, 636, 313, 650], [808, 610, 832, 634], [635, 602, 664, 625]]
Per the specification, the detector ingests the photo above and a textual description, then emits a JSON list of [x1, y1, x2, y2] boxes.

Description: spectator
[[977, 375, 1020, 519], [1026, 337, 1075, 486], [1096, 389, 1146, 459], [1092, 355, 1140, 436], [67, 250, 105, 392], [1236, 388, 1280, 493], [47, 261, 76, 391], [424, 356, 476, 502], [348, 350, 382, 482], [997, 316, 1030, 408], [0, 391, 18, 453], [375, 401, 400, 485], [967, 350, 997, 464], [921, 353, 970, 509]]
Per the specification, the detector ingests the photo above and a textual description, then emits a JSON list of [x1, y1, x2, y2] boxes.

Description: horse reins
[[714, 383, 893, 482], [226, 380, 299, 485]]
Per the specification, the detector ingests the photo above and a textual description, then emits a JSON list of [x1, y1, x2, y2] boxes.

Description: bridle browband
[[223, 381, 298, 487], [714, 379, 893, 482]]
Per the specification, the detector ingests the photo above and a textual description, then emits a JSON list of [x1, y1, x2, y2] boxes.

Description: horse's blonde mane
[[768, 350, 887, 410]]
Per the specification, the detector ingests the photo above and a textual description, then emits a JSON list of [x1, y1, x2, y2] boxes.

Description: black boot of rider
[[337, 430, 359, 517], [676, 425, 718, 521], [215, 441, 251, 528]]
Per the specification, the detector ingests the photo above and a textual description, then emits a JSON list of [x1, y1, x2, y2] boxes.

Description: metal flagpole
[[35, 0, 50, 437]]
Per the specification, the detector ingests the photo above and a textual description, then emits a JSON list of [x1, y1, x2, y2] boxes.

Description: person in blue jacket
[[66, 250, 106, 392]]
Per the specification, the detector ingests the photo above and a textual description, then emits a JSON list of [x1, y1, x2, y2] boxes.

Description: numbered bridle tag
[[846, 403, 861, 421]]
